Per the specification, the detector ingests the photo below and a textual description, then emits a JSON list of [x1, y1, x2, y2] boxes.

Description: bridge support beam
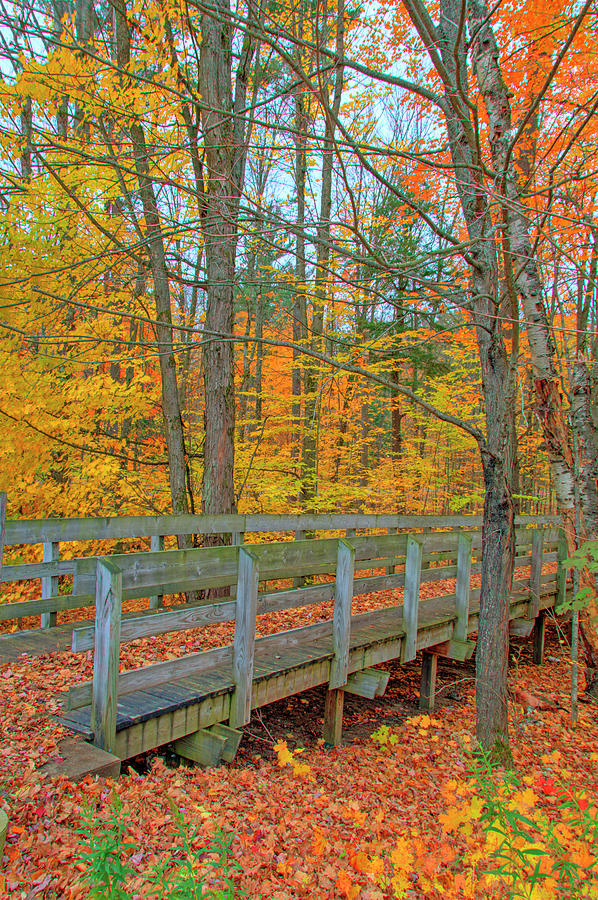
[[532, 610, 546, 665], [323, 688, 344, 747], [419, 650, 438, 710]]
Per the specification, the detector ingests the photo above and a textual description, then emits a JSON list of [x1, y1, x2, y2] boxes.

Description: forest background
[[1, 0, 598, 753], [2, 0, 583, 523]]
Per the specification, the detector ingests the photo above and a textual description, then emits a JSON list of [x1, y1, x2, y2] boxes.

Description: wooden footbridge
[[0, 503, 566, 767]]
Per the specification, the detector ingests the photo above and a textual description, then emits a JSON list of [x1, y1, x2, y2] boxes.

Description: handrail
[[80, 523, 558, 753], [3, 511, 557, 546]]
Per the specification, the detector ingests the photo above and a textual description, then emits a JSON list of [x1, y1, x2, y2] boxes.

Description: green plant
[[146, 818, 243, 900], [76, 798, 244, 899], [76, 800, 137, 900], [465, 750, 598, 899], [562, 540, 598, 615]]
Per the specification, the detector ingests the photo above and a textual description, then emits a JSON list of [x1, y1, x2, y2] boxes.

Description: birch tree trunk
[[468, 0, 598, 686]]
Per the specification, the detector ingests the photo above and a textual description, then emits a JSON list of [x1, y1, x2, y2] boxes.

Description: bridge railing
[[59, 524, 562, 753], [0, 497, 557, 632]]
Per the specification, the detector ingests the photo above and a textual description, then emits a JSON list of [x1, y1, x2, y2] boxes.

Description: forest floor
[[1, 613, 597, 898]]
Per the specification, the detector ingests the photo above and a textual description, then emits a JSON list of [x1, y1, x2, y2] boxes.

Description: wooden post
[[419, 650, 437, 710], [91, 559, 122, 753], [0, 492, 6, 583], [323, 688, 344, 747], [41, 541, 59, 628], [149, 535, 165, 610], [532, 609, 546, 665], [386, 526, 397, 575], [329, 539, 355, 689], [454, 533, 472, 644], [230, 531, 245, 598], [421, 526, 431, 570], [556, 529, 568, 609], [293, 529, 305, 588], [401, 536, 422, 663], [230, 547, 259, 728], [529, 529, 544, 621]]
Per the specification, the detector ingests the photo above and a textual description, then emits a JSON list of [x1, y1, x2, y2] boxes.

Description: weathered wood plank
[[419, 651, 438, 710], [209, 723, 243, 761], [11, 513, 558, 548], [428, 639, 476, 661], [90, 559, 122, 753], [529, 529, 545, 620], [71, 598, 237, 652], [68, 643, 234, 710], [509, 618, 535, 638], [344, 669, 383, 699], [149, 534, 165, 610], [401, 536, 422, 663], [0, 492, 6, 581], [533, 609, 546, 665], [0, 593, 94, 622], [41, 541, 59, 629], [174, 729, 227, 767], [323, 688, 344, 746], [230, 548, 259, 728], [329, 540, 355, 690]]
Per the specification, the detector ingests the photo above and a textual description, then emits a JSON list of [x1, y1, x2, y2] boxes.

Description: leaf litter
[[0, 607, 596, 898]]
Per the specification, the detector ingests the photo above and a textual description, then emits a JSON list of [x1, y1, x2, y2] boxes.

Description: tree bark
[[301, 0, 345, 510], [114, 0, 191, 534], [468, 0, 598, 683], [199, 0, 257, 521], [401, 0, 518, 758]]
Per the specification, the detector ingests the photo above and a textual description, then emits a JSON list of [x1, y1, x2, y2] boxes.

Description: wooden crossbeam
[[174, 729, 228, 767], [210, 723, 243, 762], [509, 618, 535, 638], [428, 639, 476, 661], [344, 667, 389, 699]]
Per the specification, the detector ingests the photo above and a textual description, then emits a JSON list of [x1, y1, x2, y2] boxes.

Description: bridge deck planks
[[0, 623, 79, 664]]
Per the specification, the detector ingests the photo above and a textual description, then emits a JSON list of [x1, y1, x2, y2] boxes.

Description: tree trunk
[[468, 0, 598, 684], [199, 0, 257, 522], [401, 0, 518, 758], [115, 0, 191, 534], [301, 0, 345, 510], [291, 19, 309, 461]]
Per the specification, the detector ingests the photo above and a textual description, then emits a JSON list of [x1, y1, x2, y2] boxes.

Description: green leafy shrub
[[76, 799, 244, 899]]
